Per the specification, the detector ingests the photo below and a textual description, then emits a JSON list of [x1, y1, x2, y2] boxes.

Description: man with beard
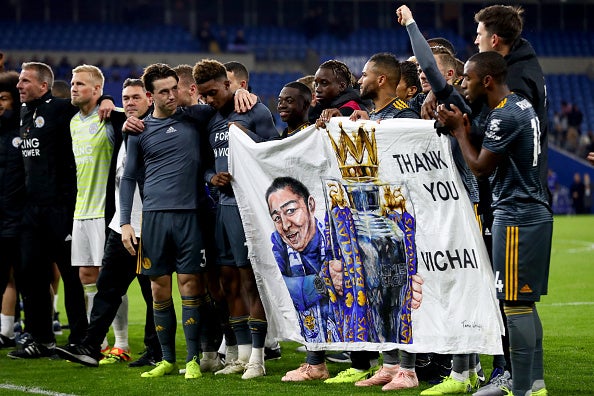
[[351, 52, 419, 122]]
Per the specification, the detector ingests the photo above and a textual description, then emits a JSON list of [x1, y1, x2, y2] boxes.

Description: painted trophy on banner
[[323, 122, 418, 344]]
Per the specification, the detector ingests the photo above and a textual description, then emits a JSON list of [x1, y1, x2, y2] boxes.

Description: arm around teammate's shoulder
[[183, 104, 216, 125]]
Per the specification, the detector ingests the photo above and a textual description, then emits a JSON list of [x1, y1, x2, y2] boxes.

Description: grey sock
[[399, 350, 416, 370], [506, 304, 536, 396]]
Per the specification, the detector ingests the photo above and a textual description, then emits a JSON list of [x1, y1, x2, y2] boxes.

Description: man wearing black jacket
[[472, 6, 550, 396], [474, 5, 550, 205], [0, 71, 24, 348], [9, 62, 114, 359], [309, 59, 368, 126]]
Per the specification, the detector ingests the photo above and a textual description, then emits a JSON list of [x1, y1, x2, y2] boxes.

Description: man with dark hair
[[127, 63, 217, 379], [112, 78, 160, 368], [277, 81, 311, 138], [474, 5, 550, 205], [0, 71, 24, 349], [217, 61, 281, 366], [47, 76, 70, 332], [397, 61, 421, 102], [316, 51, 420, 388], [474, 6, 523, 50], [194, 58, 278, 380], [437, 51, 552, 396], [297, 75, 317, 107], [353, 52, 419, 122], [310, 59, 367, 126], [120, 63, 213, 379], [224, 61, 249, 92], [52, 80, 71, 99], [426, 38, 465, 79], [173, 63, 229, 374], [426, 37, 456, 56], [347, 51, 420, 391], [472, 7, 551, 393]]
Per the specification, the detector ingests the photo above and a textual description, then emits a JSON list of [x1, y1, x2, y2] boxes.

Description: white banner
[[229, 117, 504, 355]]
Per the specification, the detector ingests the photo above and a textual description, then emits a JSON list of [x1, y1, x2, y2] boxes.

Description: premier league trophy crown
[[326, 122, 379, 182]]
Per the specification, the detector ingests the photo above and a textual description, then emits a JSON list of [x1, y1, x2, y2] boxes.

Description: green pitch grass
[[1, 215, 592, 395]]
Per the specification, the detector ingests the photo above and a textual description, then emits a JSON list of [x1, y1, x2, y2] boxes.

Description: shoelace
[[392, 370, 417, 385], [337, 368, 363, 378], [491, 373, 511, 386]]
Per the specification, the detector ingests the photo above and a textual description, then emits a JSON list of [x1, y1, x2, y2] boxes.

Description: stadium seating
[[3, 21, 593, 59], [0, 22, 200, 52], [3, 21, 593, 140], [546, 74, 594, 133], [524, 31, 594, 57]]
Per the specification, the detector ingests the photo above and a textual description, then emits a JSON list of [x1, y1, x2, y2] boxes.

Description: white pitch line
[[566, 246, 594, 253], [554, 239, 594, 254], [540, 301, 594, 307], [0, 383, 78, 396]]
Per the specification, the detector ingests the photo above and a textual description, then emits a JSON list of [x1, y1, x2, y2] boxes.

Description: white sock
[[238, 344, 251, 363], [83, 283, 97, 321], [101, 337, 109, 351], [53, 294, 59, 313], [451, 370, 469, 382], [1, 314, 15, 338], [112, 294, 129, 350], [226, 344, 238, 362], [248, 347, 264, 364], [532, 379, 546, 392]]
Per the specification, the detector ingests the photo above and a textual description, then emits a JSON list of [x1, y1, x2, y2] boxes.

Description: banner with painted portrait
[[228, 117, 504, 354]]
